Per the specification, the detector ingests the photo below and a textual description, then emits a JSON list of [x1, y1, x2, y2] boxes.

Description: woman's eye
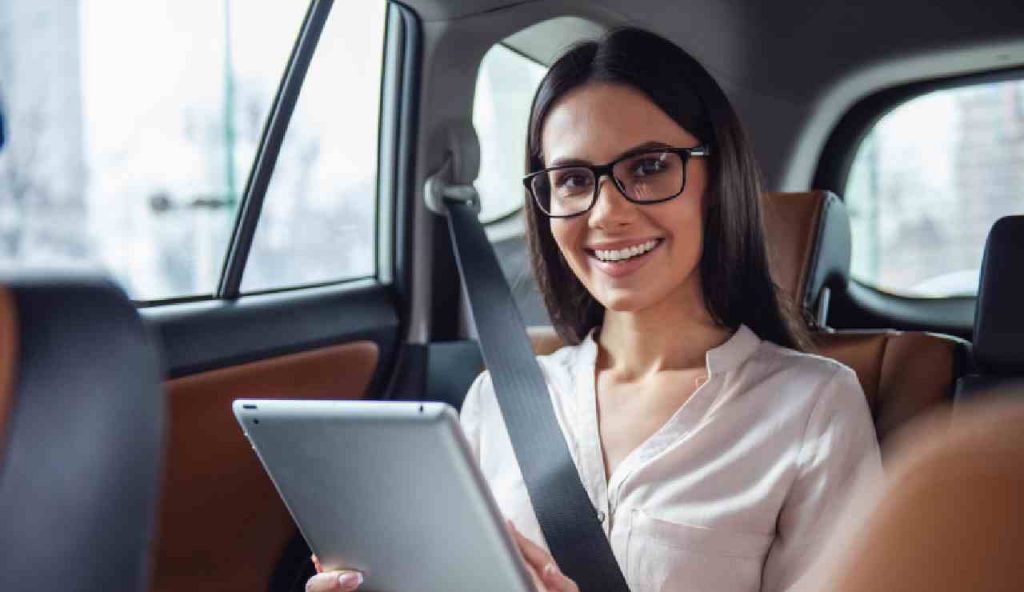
[[554, 172, 592, 193], [631, 157, 668, 177]]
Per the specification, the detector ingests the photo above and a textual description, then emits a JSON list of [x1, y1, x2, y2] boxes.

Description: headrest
[[0, 277, 164, 591], [761, 191, 852, 324], [972, 215, 1024, 374]]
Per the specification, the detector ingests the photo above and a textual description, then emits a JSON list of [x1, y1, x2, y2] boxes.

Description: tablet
[[233, 399, 533, 592]]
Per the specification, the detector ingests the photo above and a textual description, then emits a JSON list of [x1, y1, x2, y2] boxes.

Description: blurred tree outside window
[[0, 0, 307, 301], [240, 0, 386, 294]]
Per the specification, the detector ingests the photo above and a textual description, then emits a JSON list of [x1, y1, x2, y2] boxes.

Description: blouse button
[[597, 510, 607, 523]]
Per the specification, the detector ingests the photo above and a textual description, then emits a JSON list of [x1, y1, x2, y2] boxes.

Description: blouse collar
[[579, 324, 761, 377]]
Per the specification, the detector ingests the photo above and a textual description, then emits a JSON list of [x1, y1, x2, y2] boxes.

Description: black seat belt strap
[[441, 194, 631, 592]]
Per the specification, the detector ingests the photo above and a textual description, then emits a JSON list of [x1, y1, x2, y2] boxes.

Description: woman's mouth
[[584, 238, 664, 277]]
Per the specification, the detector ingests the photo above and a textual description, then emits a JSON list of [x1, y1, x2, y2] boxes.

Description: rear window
[[473, 44, 546, 223], [844, 78, 1024, 298]]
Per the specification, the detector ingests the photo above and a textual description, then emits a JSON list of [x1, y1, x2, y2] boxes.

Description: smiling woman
[[524, 30, 806, 351], [309, 26, 881, 592], [463, 28, 880, 592]]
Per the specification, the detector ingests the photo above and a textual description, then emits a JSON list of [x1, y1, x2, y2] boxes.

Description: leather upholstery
[[528, 325, 566, 358], [0, 287, 16, 461], [814, 331, 957, 443], [762, 191, 851, 323], [762, 191, 965, 446], [152, 341, 378, 592], [970, 215, 1024, 375], [0, 277, 164, 592]]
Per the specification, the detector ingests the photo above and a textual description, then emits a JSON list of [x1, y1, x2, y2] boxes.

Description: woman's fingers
[[508, 521, 552, 571], [305, 570, 364, 592], [507, 521, 579, 592], [540, 562, 580, 592], [311, 554, 323, 574]]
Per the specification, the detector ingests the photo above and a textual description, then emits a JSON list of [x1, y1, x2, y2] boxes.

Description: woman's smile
[[584, 237, 665, 278]]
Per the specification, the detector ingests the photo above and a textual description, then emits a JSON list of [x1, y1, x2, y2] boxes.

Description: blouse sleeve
[[761, 365, 883, 592]]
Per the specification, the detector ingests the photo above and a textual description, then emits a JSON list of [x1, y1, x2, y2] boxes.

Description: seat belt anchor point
[[424, 154, 481, 216]]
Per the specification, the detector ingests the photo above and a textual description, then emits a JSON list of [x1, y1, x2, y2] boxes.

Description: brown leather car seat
[[762, 191, 968, 446], [0, 277, 165, 592]]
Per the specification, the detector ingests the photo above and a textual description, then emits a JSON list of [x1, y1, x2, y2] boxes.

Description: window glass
[[240, 1, 386, 293], [0, 0, 306, 301], [845, 79, 1024, 297], [473, 44, 546, 223]]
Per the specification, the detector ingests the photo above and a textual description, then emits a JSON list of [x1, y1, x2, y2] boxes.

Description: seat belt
[[426, 155, 631, 592]]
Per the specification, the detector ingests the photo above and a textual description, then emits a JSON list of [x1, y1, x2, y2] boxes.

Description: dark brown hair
[[525, 27, 809, 351]]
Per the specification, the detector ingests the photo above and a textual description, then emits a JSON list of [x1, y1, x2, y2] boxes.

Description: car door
[[132, 3, 420, 591]]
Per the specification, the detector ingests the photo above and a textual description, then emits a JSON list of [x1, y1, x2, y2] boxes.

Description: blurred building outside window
[[845, 79, 1024, 298]]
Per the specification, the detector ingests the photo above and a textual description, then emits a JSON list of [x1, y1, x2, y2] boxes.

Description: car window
[[0, 0, 306, 302], [239, 0, 387, 294], [473, 44, 546, 223], [844, 78, 1024, 298]]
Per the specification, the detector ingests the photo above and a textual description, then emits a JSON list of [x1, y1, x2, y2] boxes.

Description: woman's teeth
[[594, 239, 659, 262]]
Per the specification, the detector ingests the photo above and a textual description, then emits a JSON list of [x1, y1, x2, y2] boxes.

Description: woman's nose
[[587, 177, 637, 228]]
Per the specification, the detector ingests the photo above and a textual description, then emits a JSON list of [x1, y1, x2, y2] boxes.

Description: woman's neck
[[597, 291, 731, 381]]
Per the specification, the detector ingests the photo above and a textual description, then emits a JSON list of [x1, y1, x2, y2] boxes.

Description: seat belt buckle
[[424, 154, 481, 216]]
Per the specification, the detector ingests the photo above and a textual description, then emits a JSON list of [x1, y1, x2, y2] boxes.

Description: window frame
[[814, 64, 1024, 212], [812, 64, 1024, 338], [134, 0, 402, 307]]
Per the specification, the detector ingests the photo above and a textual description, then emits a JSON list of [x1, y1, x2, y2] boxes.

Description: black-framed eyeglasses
[[523, 145, 711, 218]]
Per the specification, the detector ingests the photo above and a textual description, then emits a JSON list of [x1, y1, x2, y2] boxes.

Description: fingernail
[[544, 562, 560, 577], [338, 571, 364, 588]]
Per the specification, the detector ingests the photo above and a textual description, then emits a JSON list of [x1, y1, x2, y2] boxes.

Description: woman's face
[[540, 82, 708, 314]]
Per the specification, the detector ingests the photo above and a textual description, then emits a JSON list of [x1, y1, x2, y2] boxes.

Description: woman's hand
[[304, 523, 580, 592], [507, 521, 580, 592], [305, 555, 364, 592]]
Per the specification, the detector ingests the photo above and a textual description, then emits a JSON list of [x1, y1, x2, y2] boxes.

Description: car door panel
[[145, 284, 399, 592]]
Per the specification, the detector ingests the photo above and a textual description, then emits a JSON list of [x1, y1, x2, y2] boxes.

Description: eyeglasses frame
[[523, 145, 712, 219]]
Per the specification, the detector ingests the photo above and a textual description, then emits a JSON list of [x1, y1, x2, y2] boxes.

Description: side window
[[844, 79, 1024, 297], [473, 44, 546, 223], [0, 1, 307, 302], [240, 1, 387, 294]]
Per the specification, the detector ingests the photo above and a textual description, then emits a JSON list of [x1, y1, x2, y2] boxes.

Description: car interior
[[0, 0, 1022, 590]]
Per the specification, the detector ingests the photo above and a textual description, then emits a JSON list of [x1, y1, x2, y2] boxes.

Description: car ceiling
[[399, 0, 1024, 190]]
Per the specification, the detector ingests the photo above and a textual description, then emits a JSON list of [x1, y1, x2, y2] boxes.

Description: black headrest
[[973, 216, 1024, 375], [0, 277, 164, 592]]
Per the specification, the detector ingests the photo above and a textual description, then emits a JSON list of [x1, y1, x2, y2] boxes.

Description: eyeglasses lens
[[612, 152, 685, 203], [531, 151, 686, 217]]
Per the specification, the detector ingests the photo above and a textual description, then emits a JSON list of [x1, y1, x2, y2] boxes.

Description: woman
[[310, 27, 879, 592]]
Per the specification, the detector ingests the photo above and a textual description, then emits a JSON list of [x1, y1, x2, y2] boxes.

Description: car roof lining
[[403, 0, 1024, 190]]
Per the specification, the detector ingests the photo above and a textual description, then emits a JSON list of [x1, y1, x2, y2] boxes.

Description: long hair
[[524, 27, 809, 351]]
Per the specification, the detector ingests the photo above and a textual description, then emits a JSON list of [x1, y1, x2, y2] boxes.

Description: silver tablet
[[233, 399, 533, 592]]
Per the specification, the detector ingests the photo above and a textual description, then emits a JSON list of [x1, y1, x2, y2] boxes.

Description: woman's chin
[[594, 290, 657, 313]]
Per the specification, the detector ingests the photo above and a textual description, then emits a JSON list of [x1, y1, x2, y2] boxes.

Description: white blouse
[[460, 325, 881, 592]]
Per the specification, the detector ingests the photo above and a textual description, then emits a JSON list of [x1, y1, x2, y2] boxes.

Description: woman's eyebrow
[[547, 141, 674, 168], [614, 141, 674, 160]]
